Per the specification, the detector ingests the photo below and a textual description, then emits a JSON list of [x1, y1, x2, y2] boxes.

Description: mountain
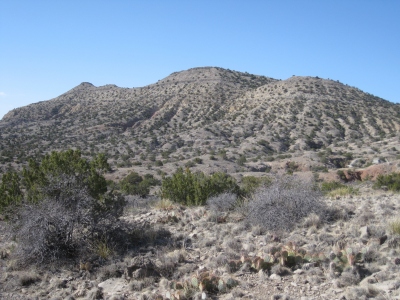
[[1, 67, 400, 179]]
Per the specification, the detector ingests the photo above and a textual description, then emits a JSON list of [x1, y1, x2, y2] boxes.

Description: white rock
[[270, 274, 282, 281], [98, 278, 128, 297], [359, 226, 370, 239]]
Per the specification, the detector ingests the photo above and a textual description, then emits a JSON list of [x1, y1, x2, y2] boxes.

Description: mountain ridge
[[1, 66, 400, 179]]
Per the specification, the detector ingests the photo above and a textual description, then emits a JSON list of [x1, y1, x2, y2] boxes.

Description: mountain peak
[[70, 82, 95, 91]]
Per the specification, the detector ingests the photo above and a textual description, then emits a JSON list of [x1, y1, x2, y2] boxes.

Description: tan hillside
[[1, 67, 400, 181], [2, 67, 400, 299]]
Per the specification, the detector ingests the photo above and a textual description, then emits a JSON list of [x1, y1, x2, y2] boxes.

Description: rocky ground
[[1, 180, 400, 300]]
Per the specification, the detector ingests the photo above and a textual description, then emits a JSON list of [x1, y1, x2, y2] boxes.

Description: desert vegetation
[[1, 67, 400, 299], [1, 150, 400, 299]]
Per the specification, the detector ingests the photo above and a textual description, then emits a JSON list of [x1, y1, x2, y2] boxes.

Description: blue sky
[[1, 1, 399, 119]]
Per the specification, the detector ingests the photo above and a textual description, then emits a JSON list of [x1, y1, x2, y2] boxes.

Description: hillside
[[2, 67, 400, 299], [1, 67, 400, 181]]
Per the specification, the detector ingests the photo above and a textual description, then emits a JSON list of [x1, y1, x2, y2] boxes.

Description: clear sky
[[1, 1, 399, 119]]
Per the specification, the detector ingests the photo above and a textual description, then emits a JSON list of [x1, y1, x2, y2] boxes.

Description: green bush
[[236, 155, 247, 166], [119, 172, 159, 197], [21, 149, 109, 203], [184, 160, 196, 168], [0, 150, 109, 211], [161, 168, 240, 206], [374, 172, 400, 191], [0, 171, 23, 213], [193, 157, 203, 164], [321, 181, 346, 192]]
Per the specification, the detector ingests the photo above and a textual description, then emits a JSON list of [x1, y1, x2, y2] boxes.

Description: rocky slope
[[1, 67, 400, 182], [1, 184, 400, 299]]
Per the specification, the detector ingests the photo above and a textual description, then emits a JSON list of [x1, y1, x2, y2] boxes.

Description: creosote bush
[[245, 175, 325, 231]]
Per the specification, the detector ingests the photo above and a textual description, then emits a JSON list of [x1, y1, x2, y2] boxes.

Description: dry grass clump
[[90, 237, 114, 260], [302, 213, 322, 228], [388, 216, 400, 235], [327, 186, 358, 198], [153, 198, 175, 210]]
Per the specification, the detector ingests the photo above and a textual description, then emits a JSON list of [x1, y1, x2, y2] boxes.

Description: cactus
[[225, 278, 238, 288], [329, 261, 336, 273], [251, 257, 264, 271], [191, 275, 199, 288], [240, 255, 252, 264], [170, 281, 184, 290], [295, 255, 303, 264], [330, 247, 365, 272], [264, 254, 275, 263], [199, 277, 213, 293], [218, 279, 226, 292]]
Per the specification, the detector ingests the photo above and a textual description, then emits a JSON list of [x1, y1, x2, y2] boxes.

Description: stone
[[359, 226, 370, 239], [270, 274, 282, 281], [98, 278, 128, 297]]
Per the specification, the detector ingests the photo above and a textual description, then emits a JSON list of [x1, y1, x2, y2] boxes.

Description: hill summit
[[1, 67, 400, 179]]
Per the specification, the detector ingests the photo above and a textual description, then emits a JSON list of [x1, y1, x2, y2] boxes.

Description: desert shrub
[[161, 168, 240, 206], [374, 172, 400, 191], [241, 176, 272, 197], [154, 160, 163, 166], [3, 150, 126, 265], [245, 175, 325, 231], [12, 174, 125, 265], [193, 157, 203, 164], [119, 172, 159, 197], [236, 154, 247, 166], [337, 170, 347, 182], [21, 150, 109, 203], [326, 186, 358, 197], [285, 161, 299, 174], [207, 193, 238, 213], [321, 181, 358, 197], [0, 170, 23, 213], [184, 160, 196, 168], [321, 181, 345, 192]]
